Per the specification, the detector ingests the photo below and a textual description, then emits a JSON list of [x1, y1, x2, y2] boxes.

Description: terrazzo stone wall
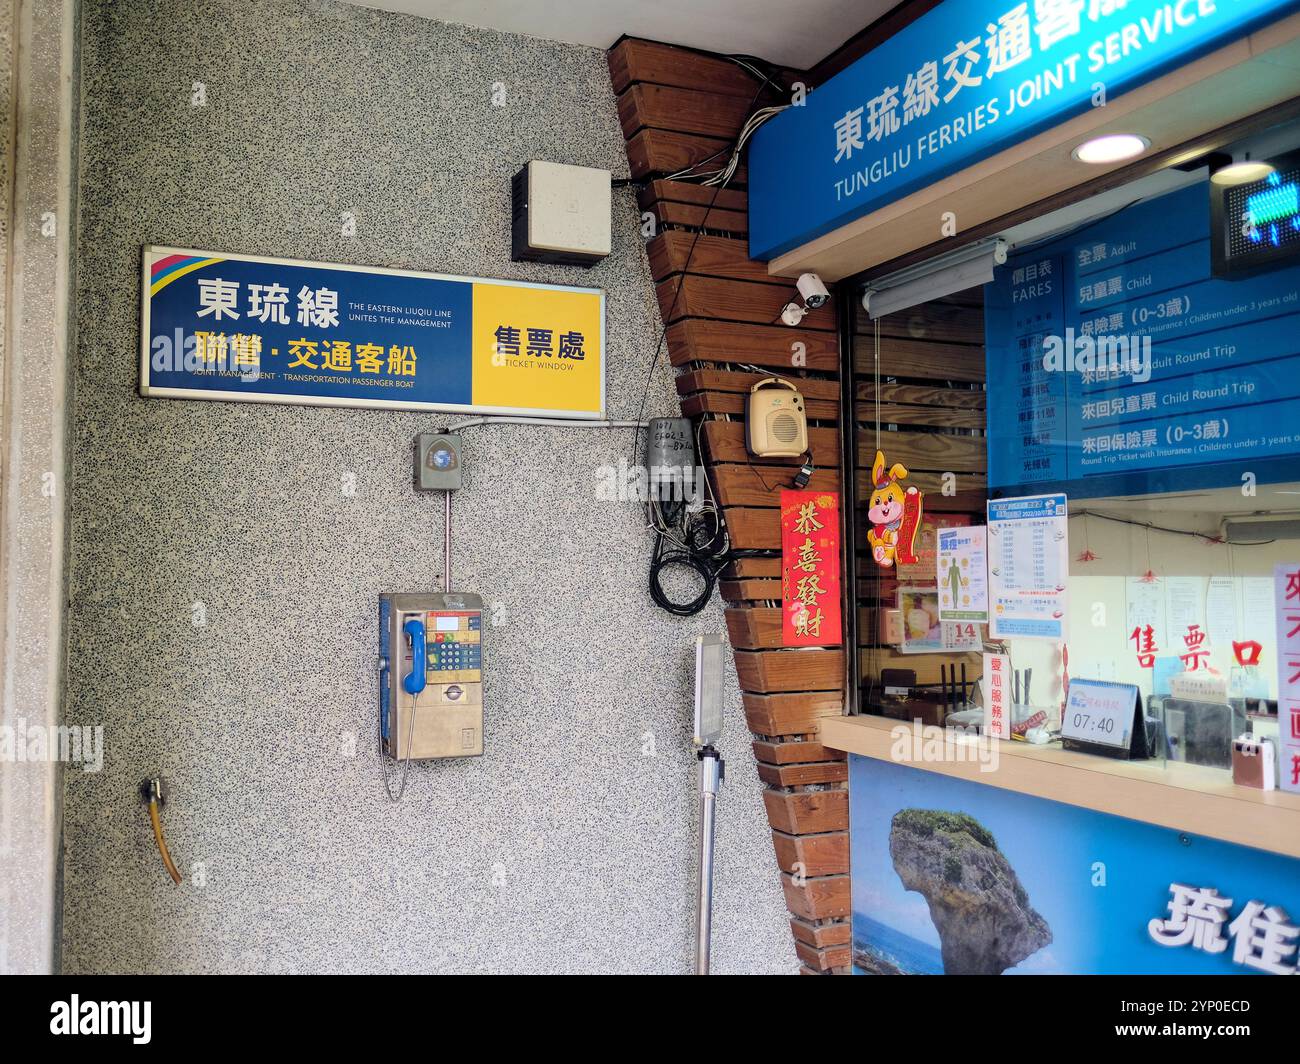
[[61, 0, 797, 973], [0, 1, 9, 393]]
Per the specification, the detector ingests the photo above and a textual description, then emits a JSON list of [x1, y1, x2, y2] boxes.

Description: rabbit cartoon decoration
[[866, 449, 923, 568]]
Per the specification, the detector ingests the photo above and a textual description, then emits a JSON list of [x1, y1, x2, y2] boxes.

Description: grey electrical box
[[646, 417, 693, 469], [415, 433, 463, 490], [646, 417, 694, 502]]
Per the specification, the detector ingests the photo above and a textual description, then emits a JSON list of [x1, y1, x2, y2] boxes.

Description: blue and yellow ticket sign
[[141, 246, 605, 417]]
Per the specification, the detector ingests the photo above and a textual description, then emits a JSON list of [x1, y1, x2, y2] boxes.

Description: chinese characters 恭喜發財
[[789, 499, 827, 639]]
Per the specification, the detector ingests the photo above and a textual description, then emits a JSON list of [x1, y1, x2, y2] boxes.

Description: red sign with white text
[[781, 490, 842, 647]]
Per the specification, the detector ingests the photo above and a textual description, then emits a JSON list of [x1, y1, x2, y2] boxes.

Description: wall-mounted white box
[[511, 160, 611, 267]]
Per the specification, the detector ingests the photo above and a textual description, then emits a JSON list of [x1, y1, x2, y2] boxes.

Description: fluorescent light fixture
[[861, 239, 1007, 319], [1225, 518, 1300, 541], [1221, 510, 1300, 541], [1211, 159, 1276, 186], [1072, 134, 1150, 164], [693, 633, 725, 748]]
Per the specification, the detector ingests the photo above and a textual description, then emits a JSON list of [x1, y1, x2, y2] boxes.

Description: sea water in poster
[[985, 181, 1300, 497], [987, 493, 1068, 640], [851, 756, 1300, 974], [141, 245, 605, 417], [936, 525, 988, 623]]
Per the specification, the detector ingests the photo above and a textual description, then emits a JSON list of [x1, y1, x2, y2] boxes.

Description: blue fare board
[[851, 755, 1300, 975], [985, 181, 1300, 498], [141, 246, 606, 418], [748, 0, 1299, 262]]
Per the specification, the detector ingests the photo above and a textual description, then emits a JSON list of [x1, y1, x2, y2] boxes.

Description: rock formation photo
[[889, 809, 1052, 974]]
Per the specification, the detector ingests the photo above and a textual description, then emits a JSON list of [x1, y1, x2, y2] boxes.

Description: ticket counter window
[[849, 119, 1300, 780]]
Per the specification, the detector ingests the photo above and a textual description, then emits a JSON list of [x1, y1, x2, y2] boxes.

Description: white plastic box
[[511, 160, 611, 266]]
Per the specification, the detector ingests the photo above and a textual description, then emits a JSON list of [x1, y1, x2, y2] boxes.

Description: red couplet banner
[[780, 490, 842, 647]]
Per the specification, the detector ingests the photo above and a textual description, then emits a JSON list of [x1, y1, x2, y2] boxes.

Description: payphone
[[380, 592, 484, 758], [379, 593, 483, 799]]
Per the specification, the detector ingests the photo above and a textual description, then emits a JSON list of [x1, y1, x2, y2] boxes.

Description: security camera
[[796, 272, 829, 308], [780, 272, 830, 326]]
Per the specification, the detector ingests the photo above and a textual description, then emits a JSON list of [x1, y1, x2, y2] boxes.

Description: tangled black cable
[[648, 499, 731, 616]]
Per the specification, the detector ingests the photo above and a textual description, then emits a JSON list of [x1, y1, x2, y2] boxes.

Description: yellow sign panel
[[471, 282, 603, 416]]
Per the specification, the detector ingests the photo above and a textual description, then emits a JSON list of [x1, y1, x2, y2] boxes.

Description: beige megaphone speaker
[[746, 377, 808, 459]]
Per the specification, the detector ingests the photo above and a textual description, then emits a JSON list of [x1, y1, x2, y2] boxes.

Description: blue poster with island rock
[[851, 755, 1300, 974]]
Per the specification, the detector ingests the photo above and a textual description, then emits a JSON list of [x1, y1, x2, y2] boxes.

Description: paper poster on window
[[983, 652, 1011, 740], [1125, 575, 1166, 670], [140, 245, 605, 417], [1164, 575, 1206, 653], [897, 513, 969, 582], [1273, 563, 1300, 794], [987, 493, 1069, 641], [898, 586, 981, 654], [1205, 575, 1238, 660], [936, 525, 988, 623]]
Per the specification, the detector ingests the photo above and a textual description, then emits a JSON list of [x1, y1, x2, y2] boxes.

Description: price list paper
[[987, 493, 1069, 641]]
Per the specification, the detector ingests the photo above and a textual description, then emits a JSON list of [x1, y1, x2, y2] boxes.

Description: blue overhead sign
[[748, 0, 1299, 262]]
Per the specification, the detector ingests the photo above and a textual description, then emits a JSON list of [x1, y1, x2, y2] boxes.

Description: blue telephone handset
[[402, 617, 427, 695]]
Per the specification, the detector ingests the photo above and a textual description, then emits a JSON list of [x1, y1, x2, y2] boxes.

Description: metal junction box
[[415, 432, 463, 491]]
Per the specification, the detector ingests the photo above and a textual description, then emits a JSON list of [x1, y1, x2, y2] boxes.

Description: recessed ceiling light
[[1072, 134, 1150, 164], [1211, 160, 1276, 186]]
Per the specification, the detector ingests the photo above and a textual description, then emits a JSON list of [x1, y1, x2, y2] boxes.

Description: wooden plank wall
[[854, 289, 988, 704], [609, 38, 850, 975]]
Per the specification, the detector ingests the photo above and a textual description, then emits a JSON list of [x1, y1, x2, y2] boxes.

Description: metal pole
[[443, 489, 452, 592], [695, 746, 723, 975]]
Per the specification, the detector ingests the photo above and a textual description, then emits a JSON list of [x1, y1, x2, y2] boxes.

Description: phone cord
[[148, 798, 183, 884], [382, 691, 420, 802]]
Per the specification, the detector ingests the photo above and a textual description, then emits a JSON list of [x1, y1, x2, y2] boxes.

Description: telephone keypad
[[424, 610, 482, 683]]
